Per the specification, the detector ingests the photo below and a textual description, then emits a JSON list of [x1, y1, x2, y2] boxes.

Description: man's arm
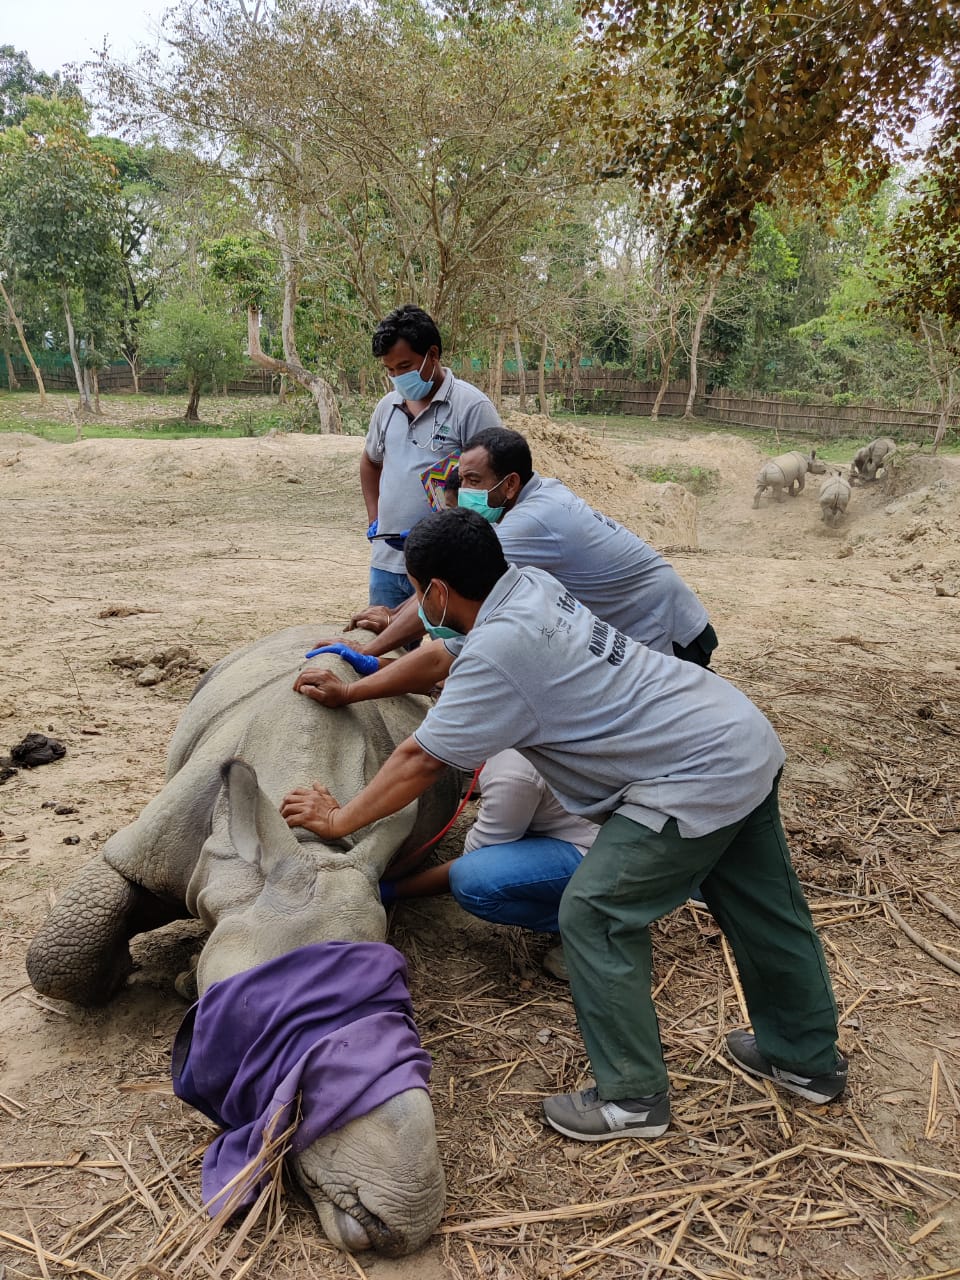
[[384, 861, 454, 899], [294, 642, 454, 706], [281, 736, 448, 839], [355, 593, 425, 657], [360, 451, 382, 523]]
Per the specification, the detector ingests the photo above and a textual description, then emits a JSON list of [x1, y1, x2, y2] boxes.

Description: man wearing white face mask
[[361, 305, 501, 611]]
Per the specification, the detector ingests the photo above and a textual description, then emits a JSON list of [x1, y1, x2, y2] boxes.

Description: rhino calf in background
[[819, 472, 852, 526], [850, 436, 896, 481], [753, 449, 826, 507], [26, 624, 459, 1257]]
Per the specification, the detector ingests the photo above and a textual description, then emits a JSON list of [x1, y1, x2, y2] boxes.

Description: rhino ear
[[221, 758, 305, 877]]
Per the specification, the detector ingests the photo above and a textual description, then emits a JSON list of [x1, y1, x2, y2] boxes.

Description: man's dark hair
[[372, 305, 443, 358], [405, 509, 508, 600], [466, 427, 533, 485], [445, 465, 461, 494]]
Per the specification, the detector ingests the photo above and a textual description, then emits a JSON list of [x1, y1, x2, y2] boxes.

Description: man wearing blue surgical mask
[[361, 305, 501, 611]]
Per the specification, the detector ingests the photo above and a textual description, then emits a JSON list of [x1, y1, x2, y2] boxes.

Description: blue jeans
[[369, 568, 415, 610], [448, 837, 584, 933]]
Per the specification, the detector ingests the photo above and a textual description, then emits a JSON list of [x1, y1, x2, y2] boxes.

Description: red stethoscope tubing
[[408, 766, 482, 858]]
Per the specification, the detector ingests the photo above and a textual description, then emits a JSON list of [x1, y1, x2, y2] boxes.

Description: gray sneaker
[[725, 1030, 848, 1104], [542, 1087, 670, 1141], [542, 944, 569, 983]]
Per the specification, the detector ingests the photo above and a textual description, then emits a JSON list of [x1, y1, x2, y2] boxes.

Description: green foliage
[[570, 0, 960, 268], [630, 462, 719, 495], [141, 293, 245, 416], [1, 45, 80, 128], [0, 96, 121, 293], [207, 234, 278, 310]]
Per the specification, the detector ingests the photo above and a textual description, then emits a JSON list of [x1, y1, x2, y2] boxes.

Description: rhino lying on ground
[[753, 449, 826, 507], [26, 625, 459, 1256], [819, 471, 852, 526], [850, 436, 896, 482]]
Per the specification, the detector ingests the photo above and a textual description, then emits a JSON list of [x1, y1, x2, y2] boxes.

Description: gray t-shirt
[[417, 565, 784, 839], [491, 474, 708, 653], [364, 370, 501, 573]]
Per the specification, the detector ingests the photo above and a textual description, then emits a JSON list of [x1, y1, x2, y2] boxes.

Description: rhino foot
[[27, 856, 188, 1006]]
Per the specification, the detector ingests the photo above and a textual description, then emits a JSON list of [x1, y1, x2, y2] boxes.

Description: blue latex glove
[[303, 644, 380, 676], [366, 519, 379, 540], [379, 879, 398, 904], [383, 529, 410, 551]]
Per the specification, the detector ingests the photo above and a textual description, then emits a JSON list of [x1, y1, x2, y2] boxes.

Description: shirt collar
[[512, 472, 542, 508], [472, 565, 524, 630]]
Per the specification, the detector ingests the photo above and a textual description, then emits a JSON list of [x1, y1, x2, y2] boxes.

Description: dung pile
[[502, 412, 699, 549]]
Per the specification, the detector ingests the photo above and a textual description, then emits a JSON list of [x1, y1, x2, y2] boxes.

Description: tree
[[570, 0, 960, 266], [0, 95, 123, 412], [95, 0, 588, 419], [873, 157, 960, 449], [1, 45, 79, 128], [142, 292, 245, 421]]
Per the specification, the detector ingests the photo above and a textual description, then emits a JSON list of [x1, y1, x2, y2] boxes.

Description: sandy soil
[[1, 419, 959, 1280]]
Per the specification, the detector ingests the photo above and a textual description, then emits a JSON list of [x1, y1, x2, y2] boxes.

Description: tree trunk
[[63, 291, 93, 414], [566, 347, 582, 408], [184, 378, 201, 421], [684, 278, 718, 419], [92, 368, 101, 415], [651, 340, 678, 420], [2, 329, 20, 389], [920, 315, 956, 453], [246, 305, 341, 432], [537, 332, 549, 417], [0, 277, 46, 403], [490, 329, 506, 410], [512, 323, 526, 412], [122, 350, 141, 393], [268, 210, 342, 433]]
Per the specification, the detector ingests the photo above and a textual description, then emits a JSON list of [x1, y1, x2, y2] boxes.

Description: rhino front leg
[[774, 483, 786, 503], [752, 484, 765, 508], [26, 856, 189, 1006]]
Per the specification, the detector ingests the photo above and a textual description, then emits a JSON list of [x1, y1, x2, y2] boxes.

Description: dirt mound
[[0, 431, 51, 450], [606, 430, 766, 492], [3, 422, 698, 549], [503, 412, 699, 548], [0, 433, 362, 498], [842, 452, 960, 574]]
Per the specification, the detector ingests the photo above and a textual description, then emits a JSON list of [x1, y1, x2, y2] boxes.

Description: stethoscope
[[380, 401, 456, 453]]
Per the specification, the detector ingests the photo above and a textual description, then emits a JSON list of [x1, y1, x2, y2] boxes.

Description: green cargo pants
[[557, 773, 839, 1099]]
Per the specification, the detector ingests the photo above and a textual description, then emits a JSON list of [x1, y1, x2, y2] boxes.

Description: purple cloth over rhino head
[[171, 940, 433, 1214]]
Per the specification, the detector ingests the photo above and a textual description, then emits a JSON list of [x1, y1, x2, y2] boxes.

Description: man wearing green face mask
[[298, 427, 717, 709]]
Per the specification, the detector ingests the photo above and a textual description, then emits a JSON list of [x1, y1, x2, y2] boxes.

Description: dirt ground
[[1, 414, 960, 1280]]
